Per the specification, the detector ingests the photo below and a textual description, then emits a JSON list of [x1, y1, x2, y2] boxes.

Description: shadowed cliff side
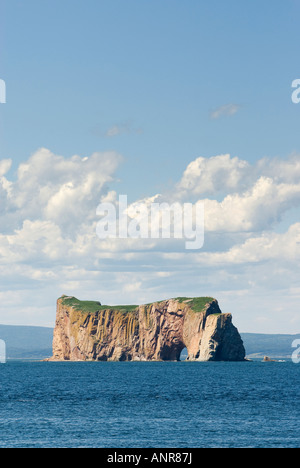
[[50, 296, 246, 362]]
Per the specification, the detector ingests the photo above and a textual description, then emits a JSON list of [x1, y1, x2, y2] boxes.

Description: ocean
[[0, 360, 299, 448]]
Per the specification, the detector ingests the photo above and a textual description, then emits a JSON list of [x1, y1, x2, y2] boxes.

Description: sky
[[0, 0, 300, 333]]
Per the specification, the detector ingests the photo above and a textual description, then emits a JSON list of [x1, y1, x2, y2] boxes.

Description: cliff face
[[51, 296, 245, 362]]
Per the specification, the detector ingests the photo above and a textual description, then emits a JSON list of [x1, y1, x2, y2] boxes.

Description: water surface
[[0, 360, 299, 448]]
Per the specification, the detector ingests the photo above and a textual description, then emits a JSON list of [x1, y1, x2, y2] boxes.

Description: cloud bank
[[0, 148, 299, 333]]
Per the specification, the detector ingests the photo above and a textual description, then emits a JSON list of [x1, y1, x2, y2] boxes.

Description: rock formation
[[263, 356, 277, 362], [50, 296, 246, 362]]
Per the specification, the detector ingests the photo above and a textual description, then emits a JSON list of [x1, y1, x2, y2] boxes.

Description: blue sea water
[[0, 360, 299, 448]]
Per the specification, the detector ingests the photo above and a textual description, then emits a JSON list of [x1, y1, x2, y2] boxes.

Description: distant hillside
[[0, 325, 298, 360], [241, 333, 300, 359], [0, 325, 53, 359]]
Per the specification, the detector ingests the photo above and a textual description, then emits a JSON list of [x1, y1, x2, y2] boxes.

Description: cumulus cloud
[[170, 153, 300, 234], [2, 150, 300, 256], [176, 154, 250, 197], [257, 154, 300, 183], [0, 159, 12, 177], [1, 148, 122, 232], [203, 176, 300, 232], [0, 147, 124, 272], [194, 223, 300, 265]]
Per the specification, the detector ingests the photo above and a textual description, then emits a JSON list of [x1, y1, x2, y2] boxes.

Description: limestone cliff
[[51, 296, 245, 362]]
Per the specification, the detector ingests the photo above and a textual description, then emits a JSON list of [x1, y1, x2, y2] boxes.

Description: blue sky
[[2, 0, 300, 198], [0, 0, 300, 333]]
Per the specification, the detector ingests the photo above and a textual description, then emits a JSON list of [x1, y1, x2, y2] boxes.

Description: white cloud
[[0, 148, 123, 269], [176, 154, 250, 197], [203, 176, 300, 232], [1, 148, 122, 232], [171, 153, 300, 234], [257, 154, 300, 183], [210, 103, 240, 119], [0, 159, 12, 177], [194, 223, 300, 265], [92, 122, 143, 138]]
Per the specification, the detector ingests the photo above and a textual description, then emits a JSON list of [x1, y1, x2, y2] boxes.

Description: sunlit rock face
[[50, 296, 246, 362]]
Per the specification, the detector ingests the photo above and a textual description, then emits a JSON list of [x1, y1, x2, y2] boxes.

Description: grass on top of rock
[[60, 296, 218, 316], [173, 297, 217, 313], [144, 296, 217, 313], [60, 296, 138, 315]]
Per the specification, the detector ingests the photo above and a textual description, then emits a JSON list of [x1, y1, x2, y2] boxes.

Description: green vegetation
[[61, 296, 102, 314], [60, 296, 138, 315], [173, 297, 216, 313], [60, 296, 139, 343], [60, 295, 217, 316]]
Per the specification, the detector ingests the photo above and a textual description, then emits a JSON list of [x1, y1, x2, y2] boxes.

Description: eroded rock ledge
[[50, 296, 246, 362]]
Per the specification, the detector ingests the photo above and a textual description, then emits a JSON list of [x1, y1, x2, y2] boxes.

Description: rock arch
[[51, 296, 246, 362]]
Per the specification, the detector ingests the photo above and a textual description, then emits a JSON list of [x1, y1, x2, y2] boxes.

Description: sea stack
[[50, 296, 246, 362]]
